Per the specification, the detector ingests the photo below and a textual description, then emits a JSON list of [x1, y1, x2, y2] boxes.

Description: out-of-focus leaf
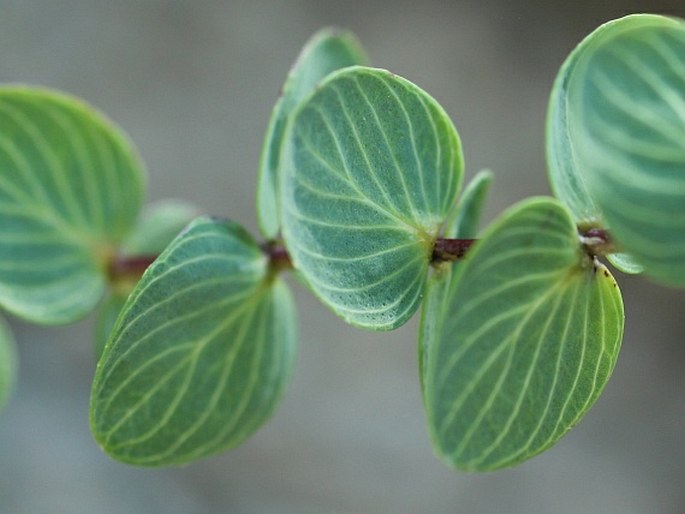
[[0, 88, 145, 323]]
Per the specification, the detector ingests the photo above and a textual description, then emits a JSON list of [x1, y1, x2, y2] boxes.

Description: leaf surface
[[422, 198, 623, 471], [281, 66, 463, 329], [257, 28, 368, 239], [548, 14, 685, 283], [0, 88, 145, 323], [570, 15, 685, 285], [90, 217, 297, 466]]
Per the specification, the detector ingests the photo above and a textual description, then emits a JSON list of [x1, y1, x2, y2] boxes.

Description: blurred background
[[1, 1, 684, 513]]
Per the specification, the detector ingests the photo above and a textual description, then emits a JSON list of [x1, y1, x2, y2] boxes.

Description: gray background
[[1, 1, 685, 513]]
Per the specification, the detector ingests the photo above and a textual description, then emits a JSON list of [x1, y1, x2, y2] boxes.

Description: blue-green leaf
[[422, 198, 623, 471], [572, 15, 685, 285], [90, 217, 297, 466], [443, 169, 493, 239], [257, 28, 369, 239], [548, 14, 685, 284], [606, 252, 644, 275], [0, 88, 146, 324], [281, 66, 463, 330], [547, 23, 604, 224], [0, 316, 17, 412]]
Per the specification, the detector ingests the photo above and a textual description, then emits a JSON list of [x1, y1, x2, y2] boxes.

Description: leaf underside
[[281, 66, 463, 330], [422, 198, 623, 471], [90, 217, 297, 466], [0, 88, 145, 324], [257, 27, 369, 239]]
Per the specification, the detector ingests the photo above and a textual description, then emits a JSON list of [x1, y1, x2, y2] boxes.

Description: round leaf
[[0, 88, 146, 324], [571, 15, 685, 285], [257, 27, 369, 239], [422, 198, 624, 471], [0, 316, 17, 412], [90, 217, 297, 466], [548, 14, 685, 284], [281, 66, 463, 329]]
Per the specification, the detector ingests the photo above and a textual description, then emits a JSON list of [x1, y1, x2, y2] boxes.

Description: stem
[[431, 238, 477, 263], [262, 242, 294, 272], [107, 254, 158, 282], [107, 226, 615, 284], [578, 227, 616, 256]]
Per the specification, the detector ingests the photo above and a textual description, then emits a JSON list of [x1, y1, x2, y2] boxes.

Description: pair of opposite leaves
[[1, 14, 684, 471]]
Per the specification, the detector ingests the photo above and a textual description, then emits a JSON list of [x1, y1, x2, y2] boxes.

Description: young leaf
[[90, 218, 297, 466], [257, 28, 369, 239], [570, 15, 685, 286], [0, 316, 17, 412], [606, 253, 644, 275], [122, 199, 199, 255], [281, 66, 463, 330], [422, 198, 623, 472], [0, 88, 145, 324], [442, 169, 493, 239]]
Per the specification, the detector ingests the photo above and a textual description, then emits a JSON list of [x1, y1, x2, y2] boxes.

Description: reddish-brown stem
[[578, 227, 616, 256], [106, 226, 614, 284], [262, 242, 293, 272], [431, 238, 477, 263], [107, 254, 158, 282]]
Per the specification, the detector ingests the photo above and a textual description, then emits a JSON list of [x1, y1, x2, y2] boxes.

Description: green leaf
[[281, 66, 464, 330], [90, 217, 297, 466], [0, 88, 146, 324], [571, 15, 685, 286], [422, 198, 624, 471], [257, 28, 369, 239], [547, 22, 604, 224], [122, 199, 199, 255], [443, 169, 493, 239], [0, 316, 17, 412], [606, 252, 644, 275], [419, 171, 493, 393], [548, 14, 685, 285]]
